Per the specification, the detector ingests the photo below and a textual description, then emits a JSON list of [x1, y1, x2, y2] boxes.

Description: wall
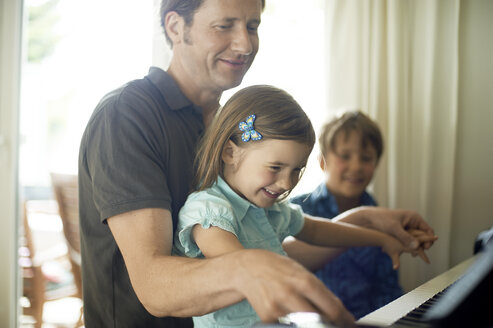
[[0, 0, 22, 326], [451, 0, 493, 266]]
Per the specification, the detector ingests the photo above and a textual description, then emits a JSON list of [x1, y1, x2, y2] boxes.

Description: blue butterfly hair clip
[[239, 114, 263, 142]]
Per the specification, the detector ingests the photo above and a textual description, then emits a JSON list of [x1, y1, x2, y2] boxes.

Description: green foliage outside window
[[27, 0, 60, 63]]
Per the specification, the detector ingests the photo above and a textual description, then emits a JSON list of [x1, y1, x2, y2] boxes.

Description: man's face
[[174, 0, 262, 94]]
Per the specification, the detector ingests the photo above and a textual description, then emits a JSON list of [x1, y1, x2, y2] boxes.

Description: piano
[[252, 238, 493, 328], [357, 255, 476, 327], [255, 242, 493, 328], [357, 241, 493, 328]]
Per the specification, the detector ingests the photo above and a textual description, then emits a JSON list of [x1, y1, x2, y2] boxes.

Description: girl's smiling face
[[322, 130, 378, 201], [222, 139, 311, 208]]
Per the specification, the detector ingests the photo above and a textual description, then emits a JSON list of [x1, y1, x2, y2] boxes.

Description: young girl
[[173, 85, 410, 328]]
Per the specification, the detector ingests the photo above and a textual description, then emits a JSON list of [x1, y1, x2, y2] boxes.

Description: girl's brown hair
[[194, 84, 315, 191]]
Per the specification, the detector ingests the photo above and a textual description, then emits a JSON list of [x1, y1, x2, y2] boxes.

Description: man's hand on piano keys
[[236, 249, 357, 328]]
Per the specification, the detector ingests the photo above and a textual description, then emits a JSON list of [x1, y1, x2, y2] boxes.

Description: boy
[[290, 110, 404, 319]]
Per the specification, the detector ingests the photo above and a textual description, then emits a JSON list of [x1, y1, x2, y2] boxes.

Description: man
[[78, 0, 436, 327]]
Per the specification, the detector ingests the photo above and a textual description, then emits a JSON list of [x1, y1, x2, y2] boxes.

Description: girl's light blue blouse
[[173, 176, 305, 328]]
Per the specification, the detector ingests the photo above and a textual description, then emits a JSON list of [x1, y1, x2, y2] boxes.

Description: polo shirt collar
[[313, 183, 376, 213], [215, 176, 282, 221], [315, 183, 340, 214], [147, 66, 202, 115], [360, 190, 375, 205]]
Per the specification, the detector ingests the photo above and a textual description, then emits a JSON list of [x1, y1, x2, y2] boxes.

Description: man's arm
[[295, 216, 405, 269], [191, 223, 356, 327], [107, 208, 356, 327], [107, 208, 242, 318], [284, 207, 437, 270], [331, 206, 438, 259]]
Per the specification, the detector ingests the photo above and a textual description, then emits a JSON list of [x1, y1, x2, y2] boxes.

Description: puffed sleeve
[[173, 190, 240, 258], [281, 202, 305, 240], [264, 202, 306, 243]]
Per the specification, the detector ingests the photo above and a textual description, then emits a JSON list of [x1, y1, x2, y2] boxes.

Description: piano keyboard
[[390, 288, 449, 327], [356, 256, 477, 327], [255, 248, 493, 328]]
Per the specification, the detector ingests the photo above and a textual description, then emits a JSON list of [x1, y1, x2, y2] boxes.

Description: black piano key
[[389, 285, 453, 327]]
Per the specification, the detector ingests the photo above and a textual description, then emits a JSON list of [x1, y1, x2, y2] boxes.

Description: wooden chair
[[20, 201, 48, 327], [50, 173, 82, 298], [50, 172, 84, 326], [21, 199, 83, 328]]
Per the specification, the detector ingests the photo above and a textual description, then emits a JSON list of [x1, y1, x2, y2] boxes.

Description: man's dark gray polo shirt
[[79, 67, 202, 327]]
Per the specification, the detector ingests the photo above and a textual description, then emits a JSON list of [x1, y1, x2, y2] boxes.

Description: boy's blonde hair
[[195, 85, 315, 191], [319, 110, 383, 160]]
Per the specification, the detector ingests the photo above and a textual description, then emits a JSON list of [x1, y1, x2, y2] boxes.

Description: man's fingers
[[256, 280, 355, 328], [401, 212, 434, 235], [298, 279, 355, 327], [407, 229, 438, 249], [391, 225, 419, 250], [256, 294, 319, 323], [240, 250, 355, 327]]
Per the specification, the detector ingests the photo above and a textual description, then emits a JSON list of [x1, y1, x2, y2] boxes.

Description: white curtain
[[325, 0, 460, 291]]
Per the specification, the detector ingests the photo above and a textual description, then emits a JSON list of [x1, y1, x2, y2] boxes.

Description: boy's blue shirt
[[290, 183, 404, 319]]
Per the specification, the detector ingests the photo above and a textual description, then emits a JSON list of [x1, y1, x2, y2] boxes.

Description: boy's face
[[321, 130, 379, 200]]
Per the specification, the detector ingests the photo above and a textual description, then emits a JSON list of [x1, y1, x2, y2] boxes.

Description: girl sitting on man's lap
[[173, 85, 422, 328]]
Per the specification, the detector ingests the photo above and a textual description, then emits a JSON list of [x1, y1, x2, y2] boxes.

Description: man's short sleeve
[[83, 87, 172, 221], [79, 71, 204, 224]]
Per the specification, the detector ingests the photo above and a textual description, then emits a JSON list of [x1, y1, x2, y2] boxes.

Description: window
[[20, 0, 327, 199], [19, 0, 154, 325], [18, 0, 328, 324], [20, 0, 154, 197], [221, 0, 328, 195]]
